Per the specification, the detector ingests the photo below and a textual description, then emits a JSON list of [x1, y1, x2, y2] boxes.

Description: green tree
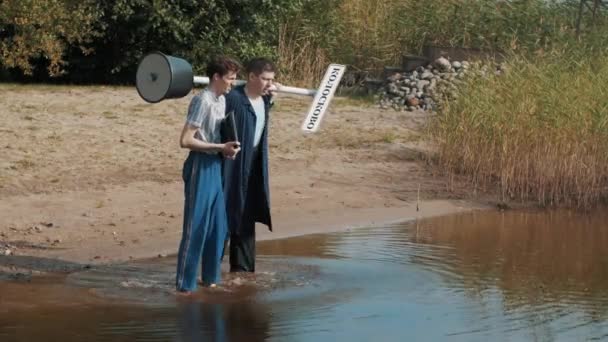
[[77, 0, 305, 83], [0, 0, 101, 76]]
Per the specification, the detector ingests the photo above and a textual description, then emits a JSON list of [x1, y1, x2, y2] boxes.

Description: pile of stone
[[375, 57, 471, 112]]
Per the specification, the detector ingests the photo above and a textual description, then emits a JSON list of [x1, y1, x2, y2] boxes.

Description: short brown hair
[[206, 56, 241, 79], [245, 57, 276, 76]]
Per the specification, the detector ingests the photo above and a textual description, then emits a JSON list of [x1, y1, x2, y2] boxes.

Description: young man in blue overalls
[[176, 56, 241, 294]]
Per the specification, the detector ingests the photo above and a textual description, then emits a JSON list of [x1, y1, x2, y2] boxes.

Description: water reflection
[[1, 298, 272, 342], [410, 210, 608, 340], [176, 303, 227, 342], [1, 209, 608, 341], [258, 209, 608, 340], [411, 210, 608, 308], [174, 298, 271, 342]]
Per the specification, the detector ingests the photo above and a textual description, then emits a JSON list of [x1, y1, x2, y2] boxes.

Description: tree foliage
[[1, 0, 608, 83], [0, 0, 101, 76], [0, 0, 308, 82]]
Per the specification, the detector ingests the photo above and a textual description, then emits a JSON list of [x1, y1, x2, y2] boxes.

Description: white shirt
[[249, 96, 266, 147], [185, 89, 225, 145]]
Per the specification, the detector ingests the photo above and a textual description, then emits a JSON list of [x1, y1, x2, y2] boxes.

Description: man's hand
[[221, 141, 241, 160], [266, 83, 282, 97]]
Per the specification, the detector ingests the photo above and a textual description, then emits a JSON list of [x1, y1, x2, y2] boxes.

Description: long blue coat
[[223, 85, 272, 234]]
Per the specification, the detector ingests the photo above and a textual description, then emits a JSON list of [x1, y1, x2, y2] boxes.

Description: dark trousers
[[229, 226, 255, 272], [229, 156, 261, 272]]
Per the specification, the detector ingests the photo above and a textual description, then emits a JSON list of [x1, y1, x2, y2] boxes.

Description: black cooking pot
[[135, 52, 194, 103]]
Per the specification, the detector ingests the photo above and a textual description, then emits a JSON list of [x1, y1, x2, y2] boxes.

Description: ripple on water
[[2, 209, 608, 341]]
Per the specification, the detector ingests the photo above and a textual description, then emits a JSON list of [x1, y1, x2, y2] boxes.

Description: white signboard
[[300, 64, 346, 133]]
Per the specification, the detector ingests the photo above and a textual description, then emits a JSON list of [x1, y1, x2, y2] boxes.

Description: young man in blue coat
[[223, 58, 276, 272]]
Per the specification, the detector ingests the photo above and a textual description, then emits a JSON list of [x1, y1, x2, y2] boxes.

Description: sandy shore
[[0, 84, 484, 273]]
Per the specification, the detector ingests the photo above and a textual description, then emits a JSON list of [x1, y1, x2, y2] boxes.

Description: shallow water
[[1, 209, 608, 341]]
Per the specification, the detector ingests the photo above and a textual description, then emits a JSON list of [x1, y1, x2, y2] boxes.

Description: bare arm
[[180, 124, 240, 158], [180, 123, 222, 152], [181, 93, 240, 158]]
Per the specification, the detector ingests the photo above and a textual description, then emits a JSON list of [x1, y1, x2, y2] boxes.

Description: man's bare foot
[[197, 277, 218, 288], [175, 290, 193, 297]]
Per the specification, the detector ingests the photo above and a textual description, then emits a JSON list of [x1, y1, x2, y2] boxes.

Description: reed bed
[[275, 0, 608, 207], [276, 0, 608, 84], [430, 55, 608, 207]]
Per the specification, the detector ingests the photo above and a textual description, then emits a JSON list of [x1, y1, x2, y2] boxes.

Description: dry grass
[[277, 21, 329, 88], [0, 84, 184, 195], [276, 0, 608, 86], [430, 56, 608, 208], [319, 127, 407, 149], [334, 0, 406, 69], [0, 85, 418, 197], [277, 0, 408, 85]]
